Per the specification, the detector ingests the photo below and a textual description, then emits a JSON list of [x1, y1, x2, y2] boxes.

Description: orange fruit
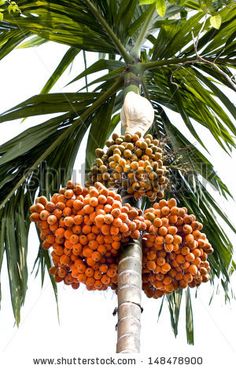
[[39, 210, 50, 220], [164, 243, 174, 253], [64, 217, 74, 227], [91, 251, 101, 262], [147, 261, 156, 272], [185, 253, 195, 262], [167, 198, 177, 208], [183, 224, 193, 234], [30, 213, 40, 222], [158, 226, 168, 236], [101, 275, 111, 285], [188, 264, 198, 275], [161, 263, 171, 273]]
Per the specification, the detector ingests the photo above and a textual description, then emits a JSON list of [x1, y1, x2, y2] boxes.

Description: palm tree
[[0, 0, 235, 353]]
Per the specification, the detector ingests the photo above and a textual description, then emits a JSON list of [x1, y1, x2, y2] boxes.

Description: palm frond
[[144, 62, 236, 152], [67, 59, 125, 87], [0, 188, 30, 325], [141, 2, 236, 152], [41, 47, 81, 94], [150, 104, 236, 298], [147, 100, 235, 342], [85, 94, 116, 171], [0, 23, 31, 60], [18, 34, 48, 48], [185, 288, 194, 345], [166, 289, 183, 337], [0, 77, 122, 321], [0, 208, 6, 308], [2, 2, 114, 53]]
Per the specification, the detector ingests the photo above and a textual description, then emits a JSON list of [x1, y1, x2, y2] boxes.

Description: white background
[[0, 42, 236, 369]]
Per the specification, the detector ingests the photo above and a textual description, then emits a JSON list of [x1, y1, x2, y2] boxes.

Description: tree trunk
[[116, 239, 142, 353], [116, 76, 151, 353]]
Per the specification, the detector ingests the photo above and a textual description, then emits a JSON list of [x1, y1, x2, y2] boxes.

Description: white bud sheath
[[121, 91, 154, 136]]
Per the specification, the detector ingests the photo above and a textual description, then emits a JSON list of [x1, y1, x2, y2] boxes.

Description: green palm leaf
[[41, 47, 81, 94], [18, 34, 48, 48], [0, 209, 6, 307], [0, 92, 98, 123], [0, 76, 121, 322], [149, 101, 235, 340], [2, 189, 30, 325], [185, 288, 194, 344], [0, 27, 31, 59], [167, 289, 183, 337], [85, 94, 116, 171], [150, 103, 236, 286]]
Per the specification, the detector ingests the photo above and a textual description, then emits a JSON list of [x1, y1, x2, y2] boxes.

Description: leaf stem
[[84, 0, 133, 64], [82, 50, 88, 92], [141, 57, 236, 71]]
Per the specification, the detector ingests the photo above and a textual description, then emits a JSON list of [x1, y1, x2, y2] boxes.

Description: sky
[[0, 41, 236, 369]]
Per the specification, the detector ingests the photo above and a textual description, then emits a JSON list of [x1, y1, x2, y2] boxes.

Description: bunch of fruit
[[87, 132, 169, 201], [142, 198, 213, 298], [29, 127, 213, 297], [30, 181, 146, 291], [30, 184, 213, 296]]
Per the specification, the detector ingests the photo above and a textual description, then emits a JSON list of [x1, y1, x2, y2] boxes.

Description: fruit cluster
[[30, 181, 145, 291], [142, 198, 213, 298], [87, 132, 168, 201]]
